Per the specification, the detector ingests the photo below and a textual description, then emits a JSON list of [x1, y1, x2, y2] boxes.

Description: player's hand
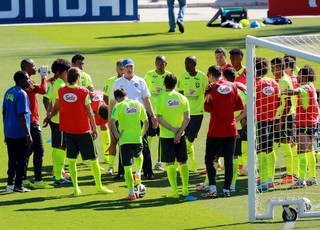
[[151, 116, 158, 129], [43, 116, 50, 128], [240, 118, 247, 127], [38, 65, 50, 78], [92, 130, 98, 140], [205, 93, 212, 103], [174, 131, 182, 144], [172, 127, 180, 135], [26, 135, 33, 147]]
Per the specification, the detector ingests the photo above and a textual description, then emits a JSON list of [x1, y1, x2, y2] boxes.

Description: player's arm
[[281, 89, 301, 96], [235, 105, 247, 122], [156, 114, 179, 134], [108, 99, 116, 121], [143, 96, 158, 129], [18, 112, 33, 146], [174, 110, 191, 144], [85, 104, 98, 139], [141, 118, 149, 137], [43, 97, 50, 110], [109, 118, 121, 140], [103, 95, 109, 105]]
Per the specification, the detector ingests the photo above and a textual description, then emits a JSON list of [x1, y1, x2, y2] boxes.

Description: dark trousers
[[205, 136, 236, 190], [6, 137, 29, 187], [23, 123, 44, 181]]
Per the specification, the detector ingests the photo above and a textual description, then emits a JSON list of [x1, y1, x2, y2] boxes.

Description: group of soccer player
[[3, 48, 319, 199]]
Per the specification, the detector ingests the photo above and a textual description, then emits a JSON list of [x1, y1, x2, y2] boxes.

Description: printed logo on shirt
[[125, 106, 138, 114], [195, 82, 200, 88], [63, 93, 78, 102], [217, 85, 232, 94], [167, 99, 181, 107], [134, 83, 139, 87], [262, 86, 275, 96], [92, 94, 103, 102], [188, 90, 196, 95], [155, 88, 163, 93]]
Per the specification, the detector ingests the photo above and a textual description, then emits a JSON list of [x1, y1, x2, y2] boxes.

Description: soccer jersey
[[111, 99, 147, 145], [103, 76, 118, 104], [255, 77, 279, 122], [155, 90, 190, 138], [79, 72, 93, 89], [59, 85, 91, 134], [43, 77, 56, 100], [204, 79, 244, 137], [233, 82, 247, 130], [177, 70, 208, 115], [109, 75, 150, 104], [51, 78, 66, 124], [3, 86, 30, 138], [296, 83, 318, 127], [235, 66, 247, 85], [144, 69, 171, 108], [276, 74, 295, 119], [91, 90, 108, 126]]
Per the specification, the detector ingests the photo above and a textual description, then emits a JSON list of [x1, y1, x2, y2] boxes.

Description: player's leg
[[142, 133, 154, 180], [239, 126, 248, 176], [166, 0, 176, 32], [107, 130, 117, 175], [177, 136, 189, 196], [305, 126, 317, 186], [13, 138, 30, 192], [133, 143, 144, 185], [100, 124, 110, 164], [257, 121, 270, 191], [231, 134, 242, 192], [222, 136, 236, 197]]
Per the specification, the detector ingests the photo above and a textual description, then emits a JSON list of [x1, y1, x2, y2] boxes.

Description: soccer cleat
[[124, 194, 137, 201], [165, 192, 179, 198], [177, 19, 184, 33], [145, 173, 155, 180], [306, 178, 318, 187], [106, 167, 113, 175], [230, 184, 236, 192], [200, 169, 207, 175], [201, 191, 217, 198], [5, 185, 14, 193], [238, 170, 248, 176], [62, 171, 70, 179], [182, 188, 189, 197], [268, 181, 275, 188], [22, 180, 34, 188], [196, 183, 210, 192], [222, 190, 231, 198], [97, 186, 114, 194], [257, 183, 269, 192], [154, 162, 165, 171], [290, 179, 307, 189], [74, 187, 82, 196], [54, 178, 73, 185], [33, 181, 54, 189], [278, 175, 294, 184], [168, 29, 175, 33], [13, 186, 31, 193]]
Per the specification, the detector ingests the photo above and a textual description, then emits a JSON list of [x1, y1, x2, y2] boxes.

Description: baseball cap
[[122, 58, 134, 67]]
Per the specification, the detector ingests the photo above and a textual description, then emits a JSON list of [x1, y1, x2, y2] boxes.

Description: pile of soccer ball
[[239, 19, 265, 29], [134, 184, 147, 198]]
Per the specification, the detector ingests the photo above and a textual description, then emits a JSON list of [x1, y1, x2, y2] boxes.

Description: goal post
[[245, 34, 320, 221]]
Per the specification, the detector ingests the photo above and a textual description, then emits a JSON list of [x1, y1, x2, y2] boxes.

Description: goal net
[[246, 34, 320, 221]]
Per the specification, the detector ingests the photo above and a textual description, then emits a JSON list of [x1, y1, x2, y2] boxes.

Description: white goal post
[[246, 34, 320, 221]]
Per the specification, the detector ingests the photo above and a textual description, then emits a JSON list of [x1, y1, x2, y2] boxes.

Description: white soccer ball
[[134, 184, 147, 198]]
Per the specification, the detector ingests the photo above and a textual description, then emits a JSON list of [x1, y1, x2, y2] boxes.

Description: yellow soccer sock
[[258, 152, 268, 183], [109, 155, 115, 168], [267, 150, 276, 181], [124, 166, 134, 190], [54, 148, 66, 180], [186, 139, 196, 171], [166, 165, 178, 194], [69, 158, 79, 194], [204, 174, 209, 184], [241, 141, 248, 165], [280, 143, 293, 176], [231, 158, 239, 185], [90, 159, 103, 189], [292, 145, 299, 177], [299, 153, 307, 180], [135, 153, 143, 172], [306, 151, 316, 178], [101, 130, 110, 163], [179, 163, 189, 193]]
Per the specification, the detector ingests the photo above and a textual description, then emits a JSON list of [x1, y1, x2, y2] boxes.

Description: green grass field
[[1, 19, 320, 229]]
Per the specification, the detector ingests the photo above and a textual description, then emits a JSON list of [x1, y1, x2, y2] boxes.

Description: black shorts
[[257, 121, 274, 153], [119, 143, 143, 166], [185, 115, 203, 138], [274, 115, 294, 143], [49, 121, 66, 148], [65, 132, 98, 160], [147, 113, 159, 137], [234, 134, 242, 157], [297, 125, 317, 136], [160, 136, 187, 163]]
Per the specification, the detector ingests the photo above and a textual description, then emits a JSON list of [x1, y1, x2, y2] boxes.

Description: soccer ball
[[239, 19, 250, 27], [134, 184, 147, 198]]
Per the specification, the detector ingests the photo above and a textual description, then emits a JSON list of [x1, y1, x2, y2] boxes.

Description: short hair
[[284, 56, 296, 70], [255, 57, 268, 77], [116, 59, 123, 67], [164, 73, 177, 90], [299, 64, 316, 82], [71, 54, 85, 64], [229, 48, 243, 57], [114, 88, 127, 99], [155, 55, 166, 62], [56, 58, 72, 73], [215, 47, 227, 57], [223, 67, 236, 82], [14, 70, 28, 84], [67, 67, 82, 84], [207, 65, 221, 79], [98, 104, 109, 120], [20, 59, 33, 70], [271, 57, 284, 70], [284, 54, 296, 61]]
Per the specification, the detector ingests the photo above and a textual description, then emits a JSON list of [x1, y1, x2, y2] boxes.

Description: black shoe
[[168, 29, 175, 33], [146, 173, 155, 180], [113, 174, 124, 180], [176, 19, 184, 33], [13, 185, 31, 193]]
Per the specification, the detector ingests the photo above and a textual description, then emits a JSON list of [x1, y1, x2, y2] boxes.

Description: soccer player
[[3, 70, 32, 193], [20, 59, 53, 189], [215, 47, 233, 75], [49, 67, 113, 196], [156, 73, 190, 198], [255, 57, 280, 191], [71, 54, 94, 91], [144, 55, 171, 172], [43, 58, 72, 185], [177, 56, 208, 172], [167, 0, 186, 33], [223, 67, 247, 192], [103, 59, 123, 175], [109, 88, 148, 200], [271, 57, 295, 185], [282, 65, 319, 188], [229, 48, 247, 85], [202, 65, 244, 198], [109, 58, 157, 180]]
